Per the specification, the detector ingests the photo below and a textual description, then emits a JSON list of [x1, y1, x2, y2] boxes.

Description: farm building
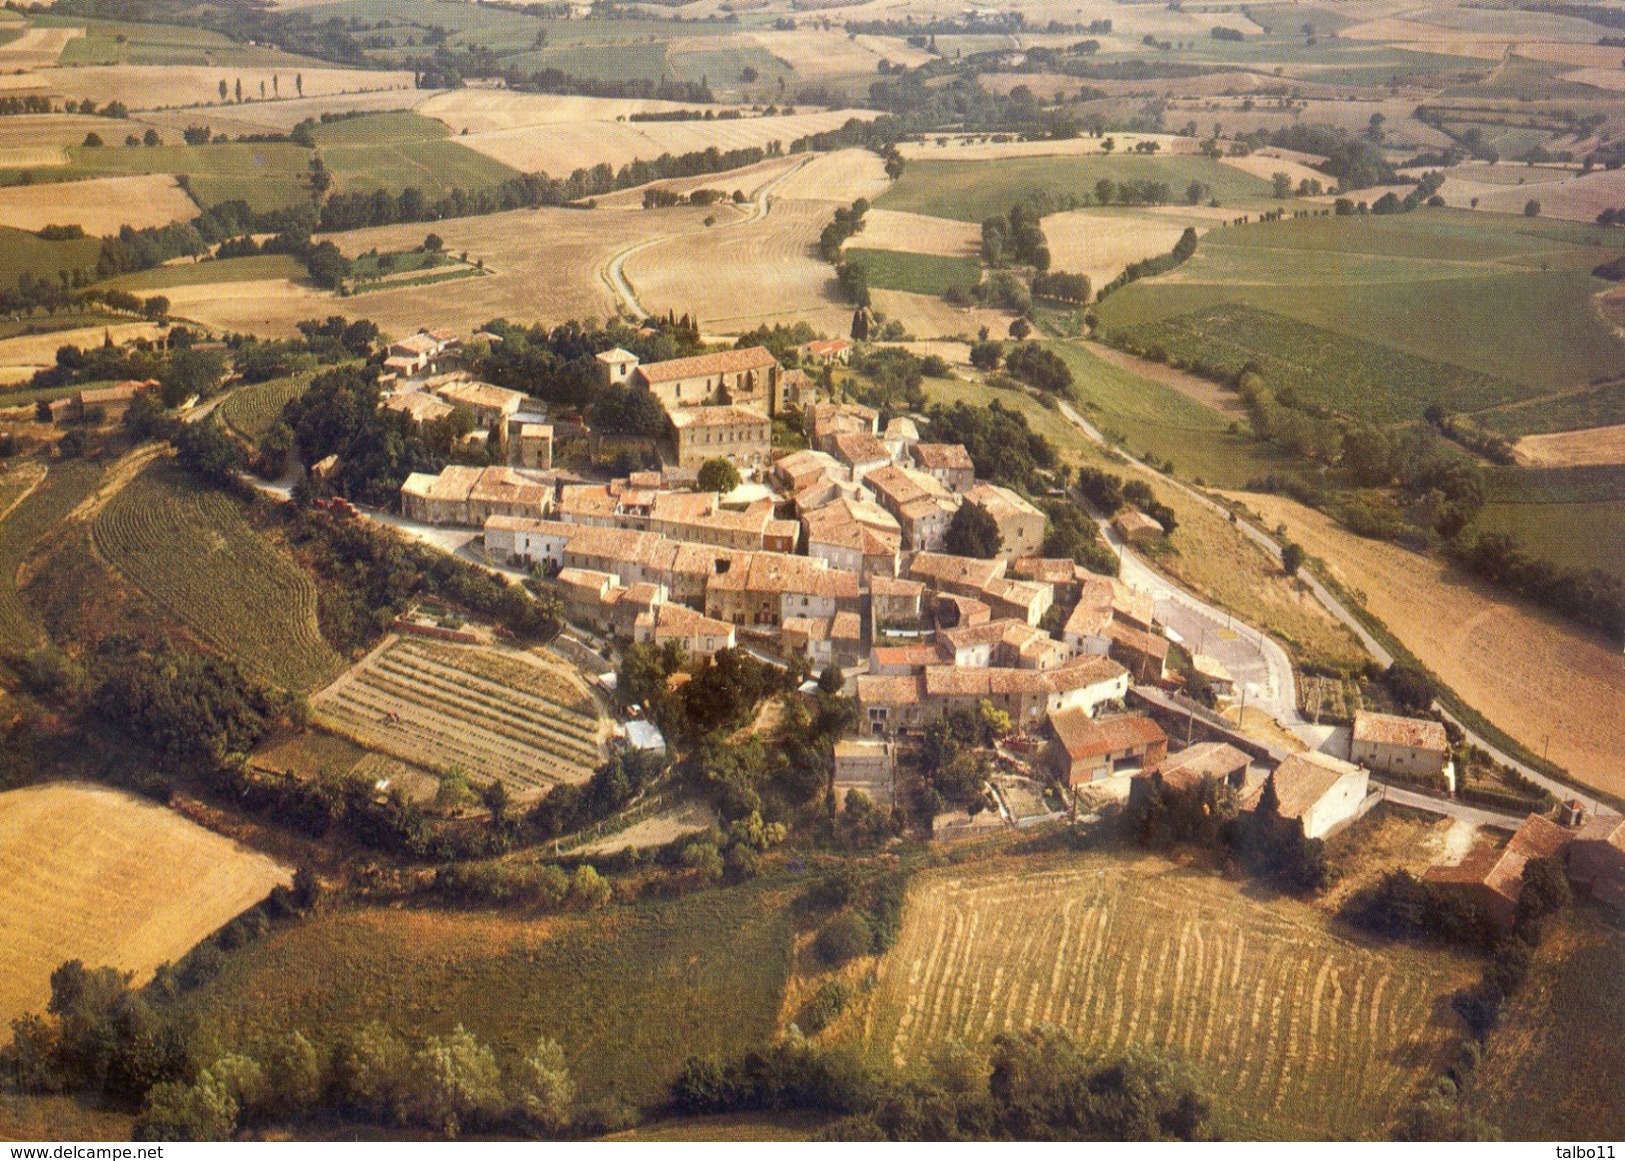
[[1568, 814, 1625, 916], [834, 738, 895, 809], [1048, 709, 1168, 786], [1350, 711, 1451, 781], [1156, 741, 1253, 790], [668, 405, 772, 471], [802, 338, 852, 366], [633, 602, 737, 657], [80, 380, 152, 423], [1424, 813, 1574, 929], [1105, 621, 1170, 683], [1114, 510, 1165, 545], [435, 380, 526, 430], [964, 483, 1046, 561], [634, 347, 779, 414], [382, 390, 457, 426], [829, 431, 895, 483], [866, 464, 961, 553], [869, 575, 925, 631], [1253, 752, 1370, 840], [910, 443, 976, 493]]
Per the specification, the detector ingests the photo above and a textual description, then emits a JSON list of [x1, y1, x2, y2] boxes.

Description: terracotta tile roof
[[468, 466, 549, 508], [911, 442, 974, 471], [1105, 620, 1169, 660], [1050, 709, 1166, 760], [1157, 742, 1252, 790], [639, 602, 733, 640], [857, 673, 923, 706], [938, 618, 1027, 651], [966, 482, 1043, 520], [668, 405, 771, 429], [870, 575, 925, 599], [871, 644, 946, 669], [831, 431, 892, 466], [1507, 813, 1573, 861], [1012, 557, 1077, 585], [804, 339, 852, 357], [1266, 752, 1363, 820], [909, 551, 1007, 592], [1576, 814, 1625, 853], [636, 346, 777, 383], [437, 380, 525, 412], [1353, 711, 1448, 753], [1114, 510, 1165, 538]]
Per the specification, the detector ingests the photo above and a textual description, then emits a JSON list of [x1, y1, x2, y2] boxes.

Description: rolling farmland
[[0, 782, 290, 1030], [92, 459, 342, 692], [0, 172, 196, 235], [866, 853, 1476, 1140], [311, 636, 606, 796]]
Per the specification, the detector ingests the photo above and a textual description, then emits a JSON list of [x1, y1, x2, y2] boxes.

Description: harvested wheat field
[[1564, 67, 1625, 92], [1514, 423, 1625, 468], [1443, 167, 1625, 222], [749, 28, 911, 79], [627, 198, 851, 334], [419, 89, 711, 134], [1042, 209, 1208, 292], [1221, 152, 1330, 189], [155, 276, 329, 338], [845, 208, 978, 257], [865, 851, 1475, 1140], [0, 322, 167, 382], [0, 113, 122, 169], [0, 25, 82, 68], [451, 108, 877, 181], [869, 289, 1007, 341], [594, 155, 801, 209], [0, 173, 195, 234], [0, 782, 290, 1028], [0, 64, 415, 111], [140, 87, 430, 137], [771, 148, 890, 204], [1235, 493, 1625, 794]]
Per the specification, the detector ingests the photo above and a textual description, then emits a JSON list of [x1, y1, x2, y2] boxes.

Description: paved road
[[1378, 783, 1524, 831], [600, 154, 812, 321]]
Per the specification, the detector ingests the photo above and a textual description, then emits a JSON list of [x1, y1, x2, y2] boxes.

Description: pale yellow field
[[870, 289, 1007, 341], [770, 147, 890, 203], [1041, 208, 1208, 291], [1564, 67, 1625, 93], [1235, 493, 1625, 795], [1221, 152, 1330, 189], [418, 89, 711, 134], [750, 28, 911, 79], [1519, 41, 1625, 68], [1165, 97, 1456, 150], [139, 87, 430, 136], [0, 323, 167, 382], [1513, 423, 1625, 468], [849, 208, 979, 257], [450, 107, 878, 181], [593, 155, 802, 209], [867, 853, 1474, 1140], [0, 113, 143, 168], [0, 65, 415, 111], [627, 197, 850, 334], [1441, 166, 1625, 222], [0, 26, 82, 68], [0, 782, 290, 1028], [0, 173, 195, 234], [1339, 17, 1512, 57], [898, 132, 1196, 161]]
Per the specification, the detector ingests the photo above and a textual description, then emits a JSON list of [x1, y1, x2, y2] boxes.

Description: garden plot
[[312, 636, 607, 797]]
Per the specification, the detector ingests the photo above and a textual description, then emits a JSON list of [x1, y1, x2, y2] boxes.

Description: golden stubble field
[[1236, 492, 1625, 794], [0, 322, 168, 385], [0, 65, 416, 111], [0, 782, 291, 1028], [1041, 208, 1217, 295], [1513, 423, 1625, 468], [0, 173, 196, 234], [864, 852, 1475, 1140]]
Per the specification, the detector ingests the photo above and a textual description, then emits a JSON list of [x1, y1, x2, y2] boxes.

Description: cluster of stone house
[[1425, 809, 1625, 926]]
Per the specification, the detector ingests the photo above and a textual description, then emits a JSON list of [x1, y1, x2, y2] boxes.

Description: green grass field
[[47, 142, 312, 215], [1096, 210, 1625, 399], [508, 41, 673, 84], [34, 12, 324, 68], [879, 155, 1274, 222], [844, 247, 981, 297], [313, 112, 521, 199], [0, 459, 104, 651], [1479, 381, 1625, 438], [0, 225, 104, 286], [104, 253, 307, 292], [668, 45, 793, 92], [179, 887, 794, 1109], [91, 459, 342, 691], [1475, 465, 1625, 575], [1052, 341, 1297, 488], [216, 372, 312, 443]]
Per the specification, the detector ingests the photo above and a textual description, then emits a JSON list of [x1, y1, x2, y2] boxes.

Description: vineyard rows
[[0, 460, 103, 650], [400, 638, 598, 719], [867, 858, 1474, 1140], [312, 638, 605, 795], [92, 462, 342, 692], [216, 374, 311, 443], [1108, 303, 1526, 425]]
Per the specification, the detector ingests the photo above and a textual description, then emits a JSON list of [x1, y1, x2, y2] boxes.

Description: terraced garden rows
[[0, 460, 103, 650], [866, 857, 1474, 1141], [215, 373, 312, 443], [312, 638, 603, 795], [92, 461, 342, 692]]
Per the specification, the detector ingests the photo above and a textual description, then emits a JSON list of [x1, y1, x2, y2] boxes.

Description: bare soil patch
[[1513, 423, 1625, 468], [0, 781, 290, 1029], [575, 798, 719, 857], [1234, 492, 1625, 795], [0, 173, 195, 234]]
